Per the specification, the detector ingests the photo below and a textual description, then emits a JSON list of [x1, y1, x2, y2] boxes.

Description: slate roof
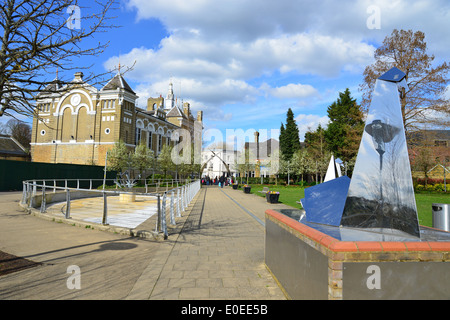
[[101, 73, 135, 94], [166, 106, 186, 118], [0, 135, 28, 156]]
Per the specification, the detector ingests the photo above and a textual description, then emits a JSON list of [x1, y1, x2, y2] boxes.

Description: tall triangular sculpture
[[340, 67, 420, 239]]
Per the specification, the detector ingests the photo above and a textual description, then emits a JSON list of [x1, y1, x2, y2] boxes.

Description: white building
[[201, 143, 240, 179]]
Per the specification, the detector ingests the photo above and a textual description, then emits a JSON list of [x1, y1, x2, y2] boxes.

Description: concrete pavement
[[0, 185, 293, 300]]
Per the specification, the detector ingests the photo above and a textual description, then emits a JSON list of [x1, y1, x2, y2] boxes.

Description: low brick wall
[[265, 209, 450, 300]]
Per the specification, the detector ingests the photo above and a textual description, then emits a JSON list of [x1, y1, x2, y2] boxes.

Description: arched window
[[61, 107, 73, 142], [147, 129, 153, 150], [76, 106, 89, 141]]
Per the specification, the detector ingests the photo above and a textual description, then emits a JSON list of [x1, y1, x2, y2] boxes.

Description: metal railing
[[21, 178, 201, 239]]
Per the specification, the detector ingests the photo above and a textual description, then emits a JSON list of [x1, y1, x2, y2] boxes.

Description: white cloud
[[118, 0, 450, 127], [262, 83, 319, 99], [104, 32, 374, 109], [295, 114, 329, 141]]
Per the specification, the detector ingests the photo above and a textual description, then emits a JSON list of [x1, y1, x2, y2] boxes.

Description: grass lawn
[[239, 184, 450, 228], [415, 192, 450, 227]]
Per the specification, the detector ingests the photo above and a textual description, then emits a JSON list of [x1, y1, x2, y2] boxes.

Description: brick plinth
[[265, 209, 450, 300]]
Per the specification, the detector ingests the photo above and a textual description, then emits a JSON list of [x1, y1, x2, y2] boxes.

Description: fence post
[[32, 180, 36, 196], [102, 192, 108, 225], [53, 179, 56, 193], [161, 192, 168, 239], [28, 182, 36, 208], [176, 187, 181, 217], [65, 189, 71, 219], [26, 183, 32, 208], [184, 185, 188, 209], [170, 190, 175, 225], [21, 182, 27, 205], [40, 185, 46, 213], [156, 194, 161, 233]]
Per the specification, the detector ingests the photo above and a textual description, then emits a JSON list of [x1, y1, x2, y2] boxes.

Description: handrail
[[21, 178, 202, 240]]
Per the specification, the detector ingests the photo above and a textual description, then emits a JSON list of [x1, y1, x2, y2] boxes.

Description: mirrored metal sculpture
[[302, 176, 350, 226], [340, 68, 420, 239]]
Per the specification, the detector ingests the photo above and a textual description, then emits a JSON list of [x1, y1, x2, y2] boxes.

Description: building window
[[435, 140, 448, 147], [105, 128, 110, 134], [148, 131, 153, 150], [39, 103, 50, 112], [103, 99, 115, 109], [158, 134, 162, 153], [40, 130, 46, 136], [135, 127, 141, 145]]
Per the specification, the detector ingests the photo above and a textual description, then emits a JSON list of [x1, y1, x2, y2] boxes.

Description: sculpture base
[[265, 209, 450, 300]]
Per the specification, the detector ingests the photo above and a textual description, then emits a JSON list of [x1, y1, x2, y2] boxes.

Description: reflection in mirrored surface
[[302, 176, 350, 226], [340, 75, 420, 239]]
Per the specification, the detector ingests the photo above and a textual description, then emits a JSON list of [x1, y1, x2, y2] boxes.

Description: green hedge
[[414, 184, 448, 192]]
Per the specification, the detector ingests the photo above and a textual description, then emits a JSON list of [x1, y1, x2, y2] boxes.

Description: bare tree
[[0, 118, 31, 150], [0, 0, 118, 118], [360, 29, 450, 134]]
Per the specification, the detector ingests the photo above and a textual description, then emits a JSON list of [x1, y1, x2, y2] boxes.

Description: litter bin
[[432, 203, 450, 232]]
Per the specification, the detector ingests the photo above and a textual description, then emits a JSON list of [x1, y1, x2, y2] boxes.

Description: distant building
[[0, 134, 30, 161], [201, 143, 240, 179], [244, 131, 279, 178], [31, 72, 202, 165], [408, 130, 449, 179]]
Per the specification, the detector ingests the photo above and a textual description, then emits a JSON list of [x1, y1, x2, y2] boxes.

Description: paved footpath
[[0, 186, 293, 300]]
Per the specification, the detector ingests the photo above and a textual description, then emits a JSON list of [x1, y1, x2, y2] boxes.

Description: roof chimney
[[197, 111, 203, 122], [183, 102, 190, 117], [74, 72, 84, 82]]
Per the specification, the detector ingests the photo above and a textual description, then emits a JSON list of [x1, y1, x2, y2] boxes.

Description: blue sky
[[5, 0, 450, 144]]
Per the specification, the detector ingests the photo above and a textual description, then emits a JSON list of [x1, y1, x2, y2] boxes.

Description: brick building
[[31, 72, 203, 165]]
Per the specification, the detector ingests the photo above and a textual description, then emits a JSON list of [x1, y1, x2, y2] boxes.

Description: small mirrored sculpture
[[340, 68, 420, 239]]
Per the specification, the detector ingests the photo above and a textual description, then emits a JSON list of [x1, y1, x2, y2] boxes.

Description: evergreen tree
[[279, 123, 286, 159], [279, 108, 301, 161], [324, 88, 364, 163]]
